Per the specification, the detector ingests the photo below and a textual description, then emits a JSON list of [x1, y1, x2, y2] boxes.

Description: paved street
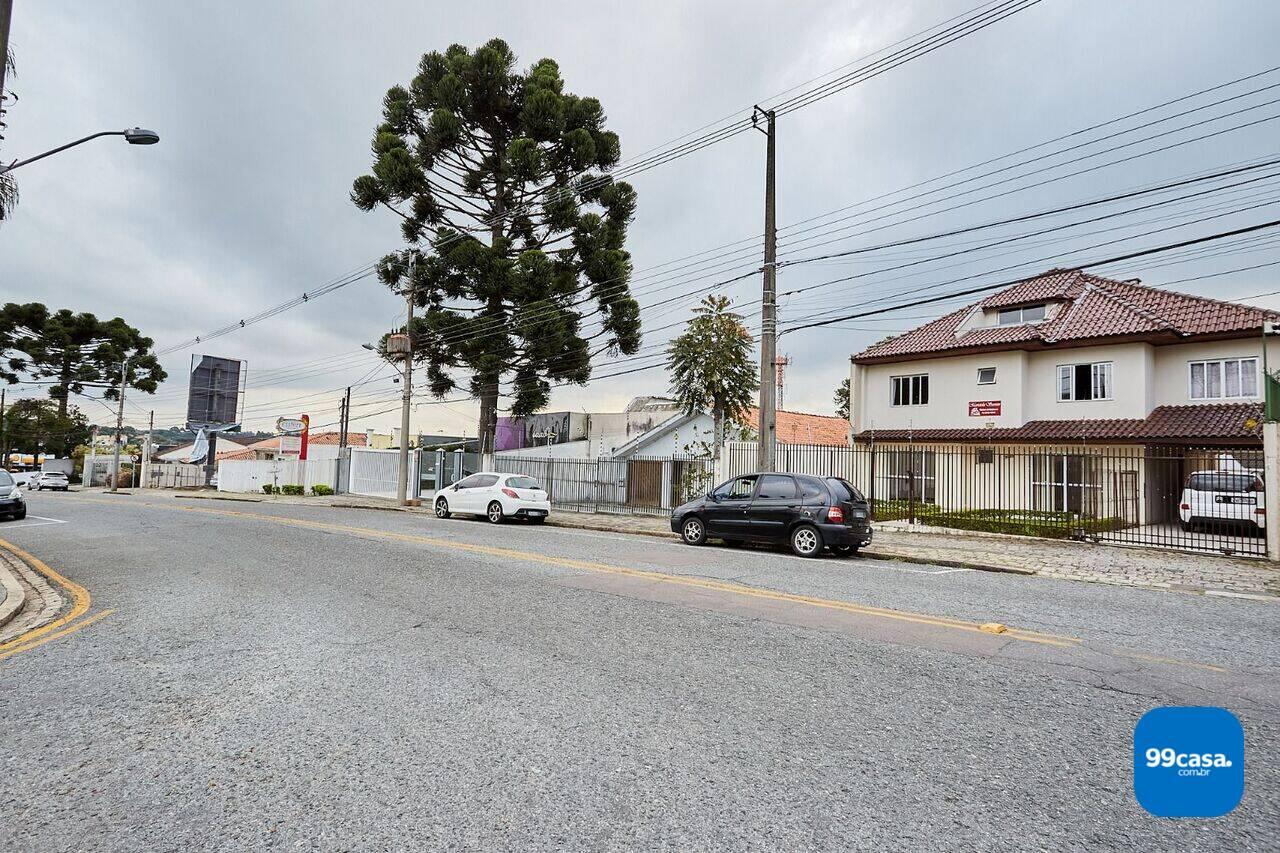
[[1, 490, 1277, 851]]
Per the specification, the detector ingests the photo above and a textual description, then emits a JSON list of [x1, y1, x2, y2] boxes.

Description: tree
[[1, 398, 90, 458], [666, 295, 758, 454], [0, 303, 166, 451], [352, 39, 641, 455], [835, 377, 850, 421]]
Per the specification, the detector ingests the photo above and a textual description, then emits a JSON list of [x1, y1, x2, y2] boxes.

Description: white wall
[[1152, 337, 1279, 407], [498, 439, 592, 459], [854, 350, 1030, 432], [615, 414, 715, 457]]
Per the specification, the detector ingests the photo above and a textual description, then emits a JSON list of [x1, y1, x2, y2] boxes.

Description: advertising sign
[[279, 434, 302, 456], [968, 400, 1002, 417], [186, 355, 245, 430]]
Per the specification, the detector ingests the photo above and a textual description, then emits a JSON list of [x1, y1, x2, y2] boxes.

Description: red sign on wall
[[968, 400, 1002, 417]]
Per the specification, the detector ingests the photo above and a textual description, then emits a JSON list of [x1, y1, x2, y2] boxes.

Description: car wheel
[[13, 506, 26, 521], [680, 516, 706, 545], [487, 501, 505, 524], [434, 497, 451, 519], [1179, 519, 1191, 532], [790, 524, 822, 558], [829, 544, 857, 557]]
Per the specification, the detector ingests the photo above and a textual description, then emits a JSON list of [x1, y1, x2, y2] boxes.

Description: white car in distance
[[32, 471, 70, 491], [434, 472, 551, 524]]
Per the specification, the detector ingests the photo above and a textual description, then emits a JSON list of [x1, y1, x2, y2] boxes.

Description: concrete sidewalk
[[145, 489, 1280, 600]]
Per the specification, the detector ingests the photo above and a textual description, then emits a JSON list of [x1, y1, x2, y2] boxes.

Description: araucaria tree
[[0, 303, 166, 453], [666, 295, 758, 454], [351, 39, 641, 454]]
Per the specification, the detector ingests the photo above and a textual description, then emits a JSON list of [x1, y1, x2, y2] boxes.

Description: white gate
[[217, 458, 339, 494], [349, 447, 412, 498]]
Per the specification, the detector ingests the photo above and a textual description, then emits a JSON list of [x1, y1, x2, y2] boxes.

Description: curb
[[174, 494, 263, 503], [0, 555, 26, 632]]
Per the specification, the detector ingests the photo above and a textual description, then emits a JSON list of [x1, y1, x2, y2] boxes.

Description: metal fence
[[147, 462, 206, 489], [493, 453, 716, 515], [723, 439, 1266, 557]]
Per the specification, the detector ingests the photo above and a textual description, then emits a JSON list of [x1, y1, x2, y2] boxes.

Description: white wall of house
[[614, 414, 715, 458], [496, 439, 592, 459], [852, 336, 1280, 433]]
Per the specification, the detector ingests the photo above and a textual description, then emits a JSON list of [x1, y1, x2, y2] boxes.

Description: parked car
[[434, 472, 551, 524], [32, 471, 70, 491], [671, 472, 873, 557], [0, 470, 27, 521], [1179, 469, 1265, 533]]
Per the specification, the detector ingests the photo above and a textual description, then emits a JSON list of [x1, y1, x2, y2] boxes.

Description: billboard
[[186, 355, 245, 430]]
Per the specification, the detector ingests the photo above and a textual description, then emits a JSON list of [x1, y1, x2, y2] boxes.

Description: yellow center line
[[79, 496, 1082, 648], [0, 609, 114, 662], [0, 538, 93, 654]]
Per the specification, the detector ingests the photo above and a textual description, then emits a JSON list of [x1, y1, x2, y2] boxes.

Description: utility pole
[[338, 386, 351, 449], [142, 409, 154, 489], [397, 255, 415, 505], [775, 354, 791, 411], [753, 106, 778, 472], [0, 387, 6, 470], [109, 357, 128, 492]]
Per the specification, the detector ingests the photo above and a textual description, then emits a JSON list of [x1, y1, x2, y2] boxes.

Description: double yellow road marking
[[0, 538, 112, 662]]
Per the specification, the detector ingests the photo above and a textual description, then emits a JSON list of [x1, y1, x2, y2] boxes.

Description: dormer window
[[997, 304, 1046, 326]]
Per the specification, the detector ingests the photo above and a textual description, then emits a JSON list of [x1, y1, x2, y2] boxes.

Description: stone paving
[[149, 489, 1280, 600]]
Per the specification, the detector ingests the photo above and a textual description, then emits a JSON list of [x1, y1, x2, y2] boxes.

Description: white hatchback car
[[434, 472, 551, 524], [32, 471, 70, 491], [1179, 469, 1265, 533]]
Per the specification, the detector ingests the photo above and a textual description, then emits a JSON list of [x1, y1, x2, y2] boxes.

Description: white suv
[[33, 471, 70, 491], [1179, 470, 1265, 533]]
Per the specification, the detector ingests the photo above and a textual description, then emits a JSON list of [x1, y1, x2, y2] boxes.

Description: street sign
[[277, 417, 306, 434]]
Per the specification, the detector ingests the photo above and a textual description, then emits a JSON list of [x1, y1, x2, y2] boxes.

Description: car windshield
[[0, 470, 12, 487], [507, 476, 540, 489], [1187, 472, 1260, 492]]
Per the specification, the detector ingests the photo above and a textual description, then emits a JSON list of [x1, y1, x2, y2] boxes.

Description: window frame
[[755, 474, 798, 500], [1056, 361, 1113, 402], [890, 373, 930, 407], [976, 366, 997, 385], [1187, 357, 1259, 401], [996, 304, 1047, 326]]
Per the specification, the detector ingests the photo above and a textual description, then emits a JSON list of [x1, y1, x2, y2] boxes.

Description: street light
[[0, 127, 160, 174]]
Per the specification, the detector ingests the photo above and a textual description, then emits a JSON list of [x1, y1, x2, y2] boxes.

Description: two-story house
[[847, 268, 1278, 534]]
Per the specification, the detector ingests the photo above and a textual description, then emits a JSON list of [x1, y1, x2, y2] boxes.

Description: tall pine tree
[[352, 39, 641, 454]]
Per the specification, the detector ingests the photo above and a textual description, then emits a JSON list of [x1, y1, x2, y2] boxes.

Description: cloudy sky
[[5, 0, 1280, 438]]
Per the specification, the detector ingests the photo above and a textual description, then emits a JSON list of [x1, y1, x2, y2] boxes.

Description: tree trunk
[[477, 374, 499, 458], [712, 407, 724, 457], [478, 171, 505, 461]]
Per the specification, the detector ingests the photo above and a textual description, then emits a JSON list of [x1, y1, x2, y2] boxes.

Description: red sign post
[[299, 414, 310, 461]]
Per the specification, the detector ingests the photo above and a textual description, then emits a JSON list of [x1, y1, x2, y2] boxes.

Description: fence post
[[1265, 422, 1280, 561]]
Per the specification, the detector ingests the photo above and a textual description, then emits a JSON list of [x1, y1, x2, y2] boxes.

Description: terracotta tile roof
[[854, 403, 1262, 445], [308, 431, 367, 446], [854, 269, 1280, 362], [744, 407, 849, 445]]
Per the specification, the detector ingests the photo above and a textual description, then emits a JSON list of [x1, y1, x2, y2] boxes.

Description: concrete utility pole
[[753, 106, 778, 472], [109, 357, 128, 492], [0, 0, 13, 114], [397, 257, 415, 505], [0, 387, 6, 470], [338, 386, 351, 450], [142, 409, 153, 489]]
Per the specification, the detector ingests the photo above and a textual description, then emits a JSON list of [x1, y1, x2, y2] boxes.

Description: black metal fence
[[492, 453, 716, 516], [723, 440, 1267, 557]]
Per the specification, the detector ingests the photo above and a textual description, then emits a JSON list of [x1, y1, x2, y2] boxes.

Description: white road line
[[0, 516, 68, 530]]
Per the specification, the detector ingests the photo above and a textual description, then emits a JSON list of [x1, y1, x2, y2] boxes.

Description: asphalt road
[[1, 490, 1277, 851]]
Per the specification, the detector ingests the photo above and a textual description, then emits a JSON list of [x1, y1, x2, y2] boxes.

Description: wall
[[1024, 342, 1152, 421], [495, 439, 592, 459], [1152, 337, 1279, 407], [217, 458, 339, 494], [853, 350, 1030, 432]]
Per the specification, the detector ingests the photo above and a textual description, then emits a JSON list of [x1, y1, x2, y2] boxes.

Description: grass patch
[[872, 500, 1126, 538]]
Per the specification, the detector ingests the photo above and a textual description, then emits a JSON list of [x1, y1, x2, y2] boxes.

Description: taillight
[[501, 488, 519, 499], [1256, 508, 1266, 515], [827, 505, 845, 524], [1179, 503, 1190, 510]]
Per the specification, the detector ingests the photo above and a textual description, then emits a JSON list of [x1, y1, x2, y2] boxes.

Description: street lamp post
[[109, 357, 129, 493], [0, 127, 159, 174]]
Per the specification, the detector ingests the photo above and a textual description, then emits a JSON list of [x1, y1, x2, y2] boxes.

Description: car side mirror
[[708, 492, 721, 502]]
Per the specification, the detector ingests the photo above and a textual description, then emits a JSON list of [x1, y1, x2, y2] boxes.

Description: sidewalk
[[152, 488, 1280, 600]]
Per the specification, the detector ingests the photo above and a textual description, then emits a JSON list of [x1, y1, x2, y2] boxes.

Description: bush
[[312, 484, 333, 496], [262, 484, 274, 494], [280, 484, 305, 496]]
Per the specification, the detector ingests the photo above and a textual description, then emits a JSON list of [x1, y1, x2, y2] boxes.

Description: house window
[[976, 448, 995, 464], [1189, 358, 1258, 400], [891, 374, 929, 406], [881, 449, 936, 502], [1057, 362, 1112, 401], [976, 367, 997, 385], [997, 304, 1047, 326]]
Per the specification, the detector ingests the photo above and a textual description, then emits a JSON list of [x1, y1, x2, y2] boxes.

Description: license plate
[[1215, 495, 1254, 504], [527, 509, 547, 517]]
